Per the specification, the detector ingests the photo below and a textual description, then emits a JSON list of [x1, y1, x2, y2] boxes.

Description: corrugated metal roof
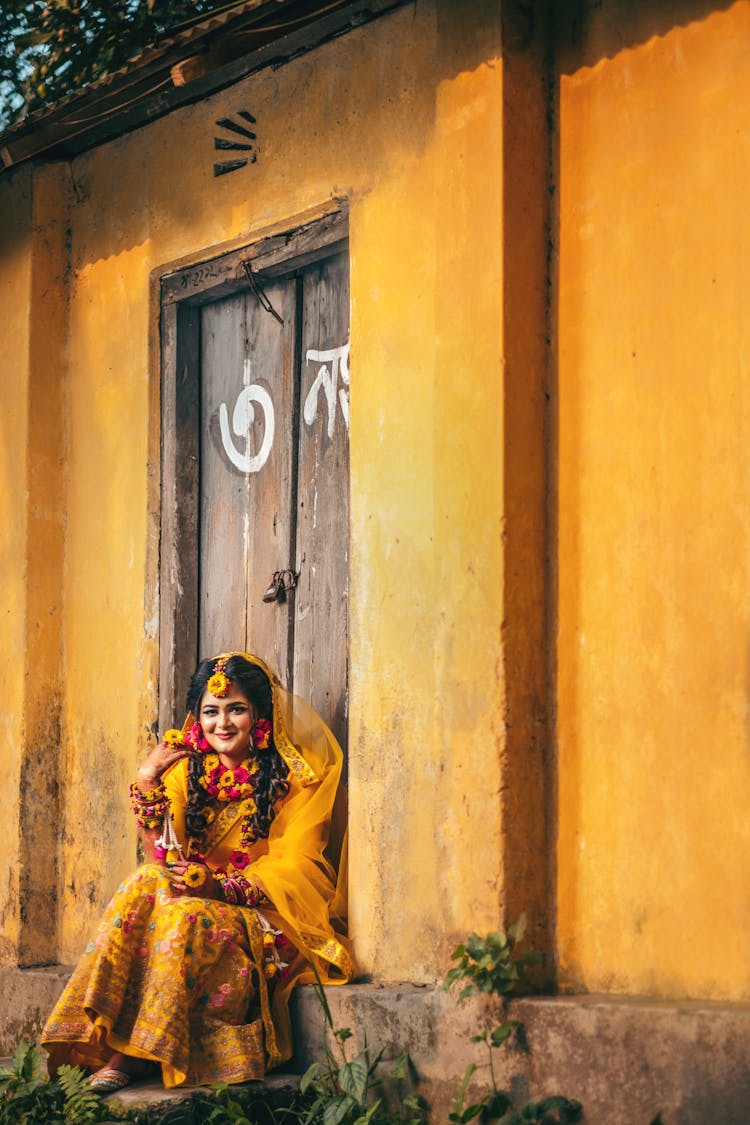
[[0, 0, 403, 172], [9, 0, 281, 131]]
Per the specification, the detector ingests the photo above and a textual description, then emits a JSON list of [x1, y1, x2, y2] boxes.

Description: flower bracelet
[[214, 869, 263, 908], [129, 780, 167, 829]]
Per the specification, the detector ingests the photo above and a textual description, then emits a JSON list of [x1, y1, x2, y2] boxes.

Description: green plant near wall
[[443, 918, 583, 1125], [0, 1041, 307, 1125], [0, 1041, 115, 1124], [131, 1081, 308, 1124], [300, 971, 428, 1125]]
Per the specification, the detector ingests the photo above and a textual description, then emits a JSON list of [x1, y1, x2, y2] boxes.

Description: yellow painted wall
[[20, 163, 69, 967], [0, 1, 544, 977], [556, 0, 750, 999], [0, 162, 69, 969], [6, 0, 747, 1007], [0, 167, 32, 968]]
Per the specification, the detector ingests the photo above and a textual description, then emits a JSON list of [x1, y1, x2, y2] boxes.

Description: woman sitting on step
[[42, 651, 352, 1092]]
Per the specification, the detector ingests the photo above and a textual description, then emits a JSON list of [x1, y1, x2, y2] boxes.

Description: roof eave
[[0, 0, 408, 174]]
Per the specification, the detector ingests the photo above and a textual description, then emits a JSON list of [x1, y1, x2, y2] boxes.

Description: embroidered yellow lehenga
[[42, 654, 352, 1088]]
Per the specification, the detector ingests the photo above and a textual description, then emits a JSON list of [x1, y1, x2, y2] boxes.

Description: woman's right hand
[[167, 862, 224, 900], [136, 740, 192, 788]]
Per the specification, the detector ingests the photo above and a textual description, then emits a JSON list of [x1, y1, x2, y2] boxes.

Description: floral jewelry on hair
[[252, 717, 272, 750], [206, 656, 231, 698], [185, 721, 210, 752]]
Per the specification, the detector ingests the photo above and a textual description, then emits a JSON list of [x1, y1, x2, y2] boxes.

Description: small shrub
[[443, 920, 582, 1125], [0, 1042, 113, 1125], [300, 969, 428, 1125]]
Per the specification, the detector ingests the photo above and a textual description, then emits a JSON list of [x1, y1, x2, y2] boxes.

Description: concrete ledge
[[290, 984, 750, 1124], [4, 966, 750, 1123], [0, 964, 73, 1053]]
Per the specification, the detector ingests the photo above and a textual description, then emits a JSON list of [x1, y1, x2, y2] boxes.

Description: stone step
[[0, 1057, 301, 1123], [106, 1069, 299, 1107]]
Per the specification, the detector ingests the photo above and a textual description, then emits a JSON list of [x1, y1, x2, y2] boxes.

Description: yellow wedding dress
[[42, 654, 352, 1088]]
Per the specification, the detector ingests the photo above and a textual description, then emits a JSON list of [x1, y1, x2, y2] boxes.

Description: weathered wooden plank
[[241, 278, 297, 678], [200, 279, 296, 673], [201, 294, 250, 657], [292, 251, 350, 750], [159, 300, 200, 729], [160, 205, 348, 306]]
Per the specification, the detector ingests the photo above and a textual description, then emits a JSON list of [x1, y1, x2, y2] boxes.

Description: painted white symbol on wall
[[303, 342, 350, 438], [219, 359, 275, 473]]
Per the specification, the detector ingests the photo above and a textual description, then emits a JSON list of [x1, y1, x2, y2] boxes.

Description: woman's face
[[199, 684, 257, 763]]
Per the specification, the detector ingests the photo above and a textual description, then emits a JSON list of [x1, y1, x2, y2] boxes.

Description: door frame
[[158, 203, 349, 729]]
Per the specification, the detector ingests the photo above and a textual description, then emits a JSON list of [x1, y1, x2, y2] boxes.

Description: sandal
[[89, 1068, 133, 1093]]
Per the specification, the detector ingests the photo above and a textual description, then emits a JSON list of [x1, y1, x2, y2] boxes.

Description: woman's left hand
[[167, 862, 222, 900]]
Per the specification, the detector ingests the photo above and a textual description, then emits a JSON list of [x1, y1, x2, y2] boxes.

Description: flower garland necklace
[[194, 716, 272, 853], [190, 731, 271, 910], [200, 753, 258, 802]]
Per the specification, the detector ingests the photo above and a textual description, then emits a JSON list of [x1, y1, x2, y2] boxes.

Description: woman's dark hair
[[184, 655, 290, 843]]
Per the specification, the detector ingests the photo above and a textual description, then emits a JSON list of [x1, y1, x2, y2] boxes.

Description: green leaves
[[0, 1044, 310, 1125], [490, 1021, 520, 1049], [480, 1090, 513, 1121], [338, 1054, 369, 1104], [58, 1064, 104, 1123], [323, 1095, 358, 1125], [0, 1040, 46, 1094], [471, 1021, 521, 1050], [0, 1044, 117, 1125], [301, 1040, 423, 1125], [299, 962, 426, 1124], [0, 0, 224, 130], [444, 917, 537, 1003], [300, 980, 426, 1125], [441, 924, 584, 1125], [449, 1062, 479, 1123], [301, 1062, 324, 1095]]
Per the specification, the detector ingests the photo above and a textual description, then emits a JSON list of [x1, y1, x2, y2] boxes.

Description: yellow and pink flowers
[[252, 718, 272, 750], [199, 754, 256, 801], [186, 721, 210, 752], [206, 657, 231, 698]]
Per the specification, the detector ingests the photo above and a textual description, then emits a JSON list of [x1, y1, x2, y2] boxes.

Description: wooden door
[[196, 249, 349, 747]]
